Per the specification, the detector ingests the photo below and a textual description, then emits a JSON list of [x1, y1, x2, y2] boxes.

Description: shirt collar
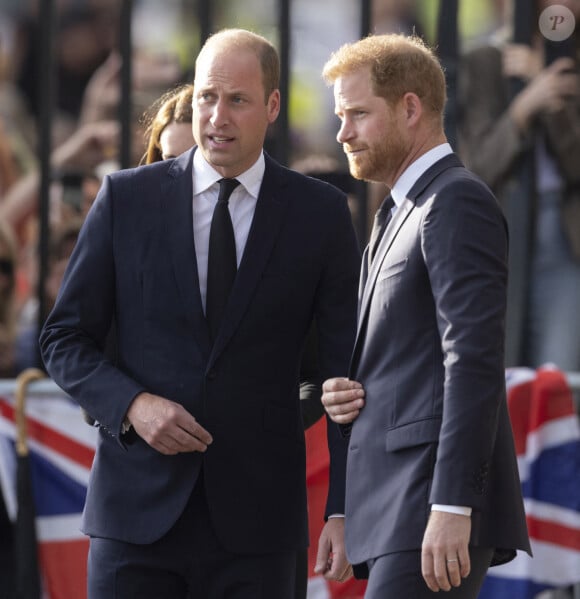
[[390, 143, 453, 209], [192, 149, 265, 199]]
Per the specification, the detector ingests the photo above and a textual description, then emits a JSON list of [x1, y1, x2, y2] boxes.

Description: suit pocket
[[385, 417, 441, 452], [377, 258, 408, 282]]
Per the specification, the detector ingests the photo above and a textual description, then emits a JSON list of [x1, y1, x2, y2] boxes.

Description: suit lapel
[[164, 149, 212, 356], [351, 153, 463, 373], [208, 155, 290, 364], [356, 199, 415, 340]]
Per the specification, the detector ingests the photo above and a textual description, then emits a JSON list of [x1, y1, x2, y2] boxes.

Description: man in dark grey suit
[[320, 33, 531, 598], [40, 28, 360, 598]]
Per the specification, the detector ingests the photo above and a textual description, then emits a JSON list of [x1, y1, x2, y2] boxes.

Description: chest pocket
[[377, 258, 408, 282]]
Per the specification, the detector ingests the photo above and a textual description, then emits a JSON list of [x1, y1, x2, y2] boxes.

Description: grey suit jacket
[[344, 154, 531, 570]]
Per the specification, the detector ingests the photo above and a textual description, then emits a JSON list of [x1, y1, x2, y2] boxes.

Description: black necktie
[[206, 178, 240, 341], [369, 194, 394, 263]]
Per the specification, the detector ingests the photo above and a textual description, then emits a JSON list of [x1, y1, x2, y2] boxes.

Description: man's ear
[[267, 89, 281, 123], [402, 92, 422, 126]]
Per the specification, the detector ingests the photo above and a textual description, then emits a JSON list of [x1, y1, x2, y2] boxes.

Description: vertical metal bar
[[119, 0, 133, 169], [436, 0, 459, 148], [36, 0, 57, 366], [510, 0, 535, 97], [276, 0, 291, 166], [360, 0, 371, 38], [436, 0, 459, 58], [355, 0, 372, 248], [503, 0, 535, 366], [198, 0, 212, 45]]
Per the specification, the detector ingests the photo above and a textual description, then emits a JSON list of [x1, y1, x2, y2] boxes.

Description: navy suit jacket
[[40, 149, 361, 554], [344, 154, 531, 570]]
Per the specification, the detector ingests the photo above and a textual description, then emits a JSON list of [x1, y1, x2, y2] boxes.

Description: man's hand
[[314, 518, 353, 582], [421, 510, 471, 592], [126, 392, 213, 455], [321, 377, 365, 424]]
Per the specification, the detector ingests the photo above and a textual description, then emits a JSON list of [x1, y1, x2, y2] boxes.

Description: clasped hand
[[126, 392, 213, 455], [321, 377, 365, 424]]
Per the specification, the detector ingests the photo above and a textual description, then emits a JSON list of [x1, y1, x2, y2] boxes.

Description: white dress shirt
[[192, 149, 264, 312], [390, 143, 453, 210]]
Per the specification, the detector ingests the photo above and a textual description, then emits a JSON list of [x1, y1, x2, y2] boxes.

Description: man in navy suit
[[321, 34, 531, 598], [40, 28, 360, 598]]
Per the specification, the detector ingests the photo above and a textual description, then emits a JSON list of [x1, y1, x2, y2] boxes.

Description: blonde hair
[[323, 33, 446, 121], [141, 84, 194, 165], [196, 28, 280, 103]]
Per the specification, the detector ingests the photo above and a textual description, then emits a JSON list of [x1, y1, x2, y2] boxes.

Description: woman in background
[[141, 83, 195, 164], [458, 0, 580, 371]]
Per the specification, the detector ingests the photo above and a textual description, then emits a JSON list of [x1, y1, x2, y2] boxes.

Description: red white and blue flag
[[2, 366, 578, 598], [477, 367, 580, 599], [0, 388, 97, 599], [305, 416, 367, 598], [0, 385, 366, 599]]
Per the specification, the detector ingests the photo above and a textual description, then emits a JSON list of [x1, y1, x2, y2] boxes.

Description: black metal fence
[[33, 0, 461, 360]]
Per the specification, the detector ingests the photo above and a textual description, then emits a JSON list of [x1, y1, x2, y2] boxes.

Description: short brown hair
[[323, 34, 446, 120], [141, 84, 194, 165], [197, 28, 280, 103]]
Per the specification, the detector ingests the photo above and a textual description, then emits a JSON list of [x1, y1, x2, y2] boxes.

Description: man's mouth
[[210, 135, 234, 144]]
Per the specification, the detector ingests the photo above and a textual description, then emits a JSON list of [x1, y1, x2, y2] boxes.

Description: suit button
[[207, 369, 216, 380]]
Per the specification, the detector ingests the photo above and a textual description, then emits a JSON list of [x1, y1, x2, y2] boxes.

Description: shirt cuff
[[121, 417, 132, 434], [327, 514, 345, 519], [431, 504, 472, 516]]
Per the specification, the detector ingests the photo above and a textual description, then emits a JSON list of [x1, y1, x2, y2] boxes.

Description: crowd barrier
[[1, 367, 579, 599]]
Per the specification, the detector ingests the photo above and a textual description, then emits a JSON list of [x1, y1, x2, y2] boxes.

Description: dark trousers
[[294, 548, 308, 599], [365, 546, 493, 599], [0, 490, 14, 599], [88, 475, 296, 599]]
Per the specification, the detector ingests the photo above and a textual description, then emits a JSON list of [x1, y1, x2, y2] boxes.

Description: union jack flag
[[478, 367, 580, 598], [5, 367, 575, 599], [0, 387, 361, 599], [0, 388, 97, 599]]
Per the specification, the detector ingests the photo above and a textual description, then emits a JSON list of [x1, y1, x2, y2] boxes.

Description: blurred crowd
[[0, 3, 578, 599], [0, 0, 192, 378], [0, 0, 579, 381]]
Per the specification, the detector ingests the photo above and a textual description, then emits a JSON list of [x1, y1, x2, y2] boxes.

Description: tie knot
[[369, 194, 394, 263], [218, 178, 240, 204], [380, 194, 394, 214], [375, 195, 394, 227]]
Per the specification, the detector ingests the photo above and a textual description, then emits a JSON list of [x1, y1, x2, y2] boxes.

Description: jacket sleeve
[[422, 176, 509, 508], [314, 192, 361, 517], [299, 322, 325, 430], [39, 174, 146, 443]]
